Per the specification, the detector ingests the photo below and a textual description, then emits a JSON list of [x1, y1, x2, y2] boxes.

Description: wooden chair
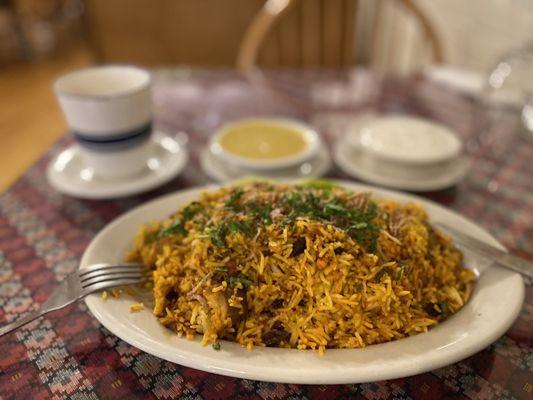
[[237, 0, 444, 74]]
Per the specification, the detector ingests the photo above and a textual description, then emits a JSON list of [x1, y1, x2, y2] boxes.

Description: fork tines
[[78, 263, 147, 289]]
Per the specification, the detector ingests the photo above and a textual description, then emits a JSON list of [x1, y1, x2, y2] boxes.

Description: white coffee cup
[[54, 65, 152, 179]]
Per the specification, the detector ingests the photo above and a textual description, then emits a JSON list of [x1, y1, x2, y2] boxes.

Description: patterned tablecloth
[[0, 70, 531, 399]]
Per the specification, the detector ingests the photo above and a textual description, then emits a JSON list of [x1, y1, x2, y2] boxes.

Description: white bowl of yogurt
[[350, 116, 463, 181], [209, 118, 321, 171]]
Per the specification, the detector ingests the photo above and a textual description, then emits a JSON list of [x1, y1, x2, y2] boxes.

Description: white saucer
[[46, 133, 188, 199], [333, 134, 468, 191], [200, 145, 331, 183]]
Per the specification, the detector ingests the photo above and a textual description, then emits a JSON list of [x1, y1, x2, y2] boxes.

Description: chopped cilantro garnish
[[349, 222, 368, 230], [228, 219, 253, 236], [206, 218, 253, 248], [281, 191, 379, 252], [247, 201, 272, 225], [323, 202, 345, 215], [160, 184, 379, 253], [225, 189, 244, 212], [207, 225, 228, 248], [158, 201, 202, 238], [227, 274, 253, 288], [182, 201, 200, 220], [158, 218, 187, 237], [439, 301, 448, 316], [303, 179, 337, 193], [396, 264, 406, 280]]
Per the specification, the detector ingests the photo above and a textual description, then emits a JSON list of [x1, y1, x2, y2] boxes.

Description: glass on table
[[467, 43, 533, 193], [474, 44, 533, 154]]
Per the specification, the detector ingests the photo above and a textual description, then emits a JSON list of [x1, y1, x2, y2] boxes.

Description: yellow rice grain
[[130, 303, 144, 312]]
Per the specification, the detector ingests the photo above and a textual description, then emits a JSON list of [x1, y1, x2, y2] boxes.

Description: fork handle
[[0, 278, 82, 337], [491, 251, 533, 278], [436, 222, 533, 278], [0, 309, 49, 337]]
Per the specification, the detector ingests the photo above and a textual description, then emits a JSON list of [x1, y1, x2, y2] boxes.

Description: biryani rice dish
[[127, 181, 475, 353]]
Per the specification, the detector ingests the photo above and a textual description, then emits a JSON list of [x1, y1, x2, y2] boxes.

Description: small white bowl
[[209, 118, 320, 171], [352, 116, 462, 165], [349, 116, 463, 181], [341, 115, 465, 189]]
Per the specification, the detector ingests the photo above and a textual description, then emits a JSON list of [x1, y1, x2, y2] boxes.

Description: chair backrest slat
[[321, 0, 343, 67], [277, 1, 302, 67], [300, 0, 322, 67], [237, 0, 444, 73], [342, 0, 359, 66]]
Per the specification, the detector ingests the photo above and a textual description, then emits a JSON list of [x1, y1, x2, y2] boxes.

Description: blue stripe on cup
[[73, 122, 152, 152]]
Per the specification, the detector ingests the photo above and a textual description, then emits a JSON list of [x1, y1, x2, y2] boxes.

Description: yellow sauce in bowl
[[218, 121, 309, 160]]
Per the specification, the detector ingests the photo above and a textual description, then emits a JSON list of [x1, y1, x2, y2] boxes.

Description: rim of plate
[[82, 181, 525, 384]]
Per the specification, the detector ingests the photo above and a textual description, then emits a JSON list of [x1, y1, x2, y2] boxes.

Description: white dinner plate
[[47, 133, 188, 199], [82, 181, 524, 384]]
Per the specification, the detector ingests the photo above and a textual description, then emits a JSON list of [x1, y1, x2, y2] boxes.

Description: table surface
[[0, 70, 531, 400], [0, 48, 92, 192]]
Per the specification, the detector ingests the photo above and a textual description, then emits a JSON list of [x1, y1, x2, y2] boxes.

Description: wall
[[419, 0, 533, 71]]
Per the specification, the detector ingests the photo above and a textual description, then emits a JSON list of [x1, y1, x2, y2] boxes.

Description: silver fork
[[0, 263, 147, 337], [435, 222, 533, 278]]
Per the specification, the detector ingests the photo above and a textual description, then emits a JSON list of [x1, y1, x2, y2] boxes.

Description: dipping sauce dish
[[210, 118, 320, 171]]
